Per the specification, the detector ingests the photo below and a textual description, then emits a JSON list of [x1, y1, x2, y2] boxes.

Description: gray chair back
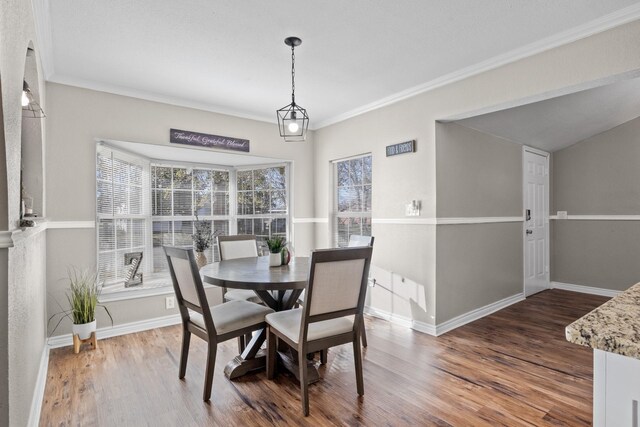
[[164, 246, 216, 334], [302, 246, 373, 321], [217, 234, 258, 260]]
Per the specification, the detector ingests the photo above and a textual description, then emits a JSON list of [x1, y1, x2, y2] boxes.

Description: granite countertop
[[566, 282, 640, 359]]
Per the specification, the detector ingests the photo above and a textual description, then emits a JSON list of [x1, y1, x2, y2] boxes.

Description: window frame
[[95, 145, 151, 286], [234, 162, 291, 246], [331, 153, 372, 247], [95, 144, 292, 295]]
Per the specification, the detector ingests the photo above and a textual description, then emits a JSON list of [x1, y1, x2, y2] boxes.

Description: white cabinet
[[594, 349, 640, 426]]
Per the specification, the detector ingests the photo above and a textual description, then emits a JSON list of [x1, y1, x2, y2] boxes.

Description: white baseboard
[[27, 346, 50, 427], [435, 293, 525, 336], [47, 314, 182, 349], [364, 306, 414, 328], [365, 293, 524, 338], [550, 281, 621, 298]]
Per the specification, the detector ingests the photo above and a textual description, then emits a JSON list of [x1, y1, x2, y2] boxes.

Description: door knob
[[526, 229, 533, 235]]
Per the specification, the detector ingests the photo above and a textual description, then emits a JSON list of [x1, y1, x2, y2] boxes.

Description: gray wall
[[435, 123, 523, 323], [436, 122, 522, 218], [552, 115, 640, 290], [45, 82, 317, 336], [0, 0, 49, 425], [314, 20, 640, 328], [436, 223, 523, 322]]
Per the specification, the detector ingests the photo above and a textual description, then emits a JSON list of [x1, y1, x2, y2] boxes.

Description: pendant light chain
[[277, 36, 308, 142], [291, 44, 296, 105]]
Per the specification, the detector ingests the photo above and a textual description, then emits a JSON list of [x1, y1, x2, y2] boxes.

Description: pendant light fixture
[[277, 36, 309, 142], [22, 80, 46, 119]]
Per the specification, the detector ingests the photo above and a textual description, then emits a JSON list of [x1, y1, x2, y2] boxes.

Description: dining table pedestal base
[[277, 349, 320, 384], [224, 349, 268, 380]]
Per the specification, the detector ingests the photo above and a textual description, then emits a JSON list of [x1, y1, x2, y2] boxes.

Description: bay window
[[96, 144, 290, 291]]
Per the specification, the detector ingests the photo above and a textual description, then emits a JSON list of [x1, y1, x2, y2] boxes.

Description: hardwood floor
[[40, 290, 607, 426]]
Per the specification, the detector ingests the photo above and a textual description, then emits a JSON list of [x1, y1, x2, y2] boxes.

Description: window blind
[[333, 155, 372, 247], [236, 166, 288, 248], [96, 146, 149, 284], [151, 165, 231, 272]]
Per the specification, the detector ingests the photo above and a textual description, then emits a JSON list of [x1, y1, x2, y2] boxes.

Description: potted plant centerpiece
[[48, 268, 113, 353], [266, 236, 286, 267], [192, 215, 216, 269]]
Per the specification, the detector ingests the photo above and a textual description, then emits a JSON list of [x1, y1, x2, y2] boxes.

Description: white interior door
[[523, 147, 549, 297]]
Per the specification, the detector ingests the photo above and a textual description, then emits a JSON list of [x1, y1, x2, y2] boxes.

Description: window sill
[[99, 275, 174, 303]]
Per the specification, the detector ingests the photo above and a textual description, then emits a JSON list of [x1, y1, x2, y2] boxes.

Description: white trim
[[550, 281, 621, 298], [411, 319, 437, 336], [372, 218, 437, 225], [365, 293, 525, 337], [551, 215, 640, 221], [48, 74, 277, 126], [436, 216, 523, 225], [99, 285, 175, 303], [34, 4, 640, 130], [46, 220, 96, 229], [315, 4, 640, 128], [292, 217, 329, 224], [47, 314, 182, 349], [435, 293, 525, 336], [371, 217, 523, 225], [0, 230, 15, 248], [523, 145, 551, 157], [27, 346, 49, 427]]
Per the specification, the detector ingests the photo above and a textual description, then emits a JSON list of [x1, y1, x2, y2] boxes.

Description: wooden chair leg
[[267, 329, 276, 379], [237, 335, 245, 353], [353, 335, 364, 396], [179, 330, 191, 379], [203, 342, 217, 401], [298, 349, 310, 416], [320, 349, 327, 365], [360, 317, 368, 347]]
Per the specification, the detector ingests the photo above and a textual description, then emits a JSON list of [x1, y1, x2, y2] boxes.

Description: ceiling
[[101, 140, 285, 167], [36, 1, 640, 129], [455, 77, 640, 152]]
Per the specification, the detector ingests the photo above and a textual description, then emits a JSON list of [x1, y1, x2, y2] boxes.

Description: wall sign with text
[[386, 140, 415, 157], [169, 128, 250, 152]]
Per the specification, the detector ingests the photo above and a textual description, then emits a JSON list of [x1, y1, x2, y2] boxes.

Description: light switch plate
[[405, 200, 420, 216]]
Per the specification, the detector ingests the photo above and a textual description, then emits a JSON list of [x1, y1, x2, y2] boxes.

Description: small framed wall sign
[[170, 128, 250, 152], [386, 140, 415, 157]]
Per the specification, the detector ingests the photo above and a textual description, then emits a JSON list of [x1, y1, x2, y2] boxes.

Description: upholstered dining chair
[[217, 234, 261, 304], [346, 234, 374, 348], [298, 234, 374, 353], [164, 246, 274, 401], [266, 246, 373, 416]]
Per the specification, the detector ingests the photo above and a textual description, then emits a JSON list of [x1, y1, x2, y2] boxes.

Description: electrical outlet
[[165, 296, 175, 310]]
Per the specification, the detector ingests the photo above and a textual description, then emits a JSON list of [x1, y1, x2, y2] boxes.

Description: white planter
[[269, 252, 282, 267], [72, 320, 97, 340]]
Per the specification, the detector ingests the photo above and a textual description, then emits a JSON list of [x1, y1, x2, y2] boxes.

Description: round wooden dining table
[[200, 256, 318, 382]]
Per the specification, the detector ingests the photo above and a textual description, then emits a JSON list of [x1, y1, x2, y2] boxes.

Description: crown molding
[[315, 4, 640, 129], [33, 2, 640, 131], [47, 74, 280, 126]]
